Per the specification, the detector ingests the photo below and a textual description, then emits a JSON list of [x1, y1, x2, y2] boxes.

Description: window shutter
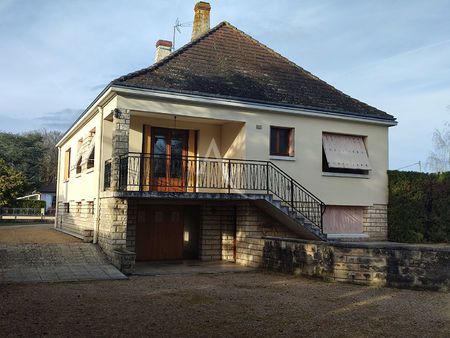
[[322, 133, 371, 170]]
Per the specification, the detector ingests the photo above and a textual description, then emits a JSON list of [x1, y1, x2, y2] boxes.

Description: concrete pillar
[[110, 108, 130, 190]]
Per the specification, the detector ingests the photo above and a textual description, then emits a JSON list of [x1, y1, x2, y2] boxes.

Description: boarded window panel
[[64, 149, 71, 180], [322, 133, 371, 170], [323, 206, 363, 234]]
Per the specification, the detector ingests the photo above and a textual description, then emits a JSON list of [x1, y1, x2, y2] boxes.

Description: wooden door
[[142, 127, 188, 192], [135, 205, 184, 261]]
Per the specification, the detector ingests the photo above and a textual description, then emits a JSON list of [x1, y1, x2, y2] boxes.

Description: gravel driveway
[[1, 272, 448, 337]]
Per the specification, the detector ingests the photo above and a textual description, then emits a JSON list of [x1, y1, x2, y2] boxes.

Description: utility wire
[[395, 161, 422, 171]]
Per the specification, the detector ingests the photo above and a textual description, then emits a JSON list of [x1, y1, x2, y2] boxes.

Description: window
[[76, 157, 82, 174], [270, 127, 294, 156], [76, 138, 83, 174], [87, 146, 95, 169], [322, 133, 371, 175], [86, 129, 96, 169], [64, 149, 71, 180], [88, 201, 94, 214]]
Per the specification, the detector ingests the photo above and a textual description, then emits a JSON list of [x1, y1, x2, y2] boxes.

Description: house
[[55, 2, 396, 272], [18, 183, 56, 212]]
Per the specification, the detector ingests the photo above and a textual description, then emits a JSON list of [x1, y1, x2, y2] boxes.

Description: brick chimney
[[154, 40, 172, 63], [191, 2, 211, 41]]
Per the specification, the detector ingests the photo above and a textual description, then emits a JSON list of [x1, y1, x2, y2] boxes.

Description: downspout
[[54, 146, 61, 229], [93, 106, 104, 243]]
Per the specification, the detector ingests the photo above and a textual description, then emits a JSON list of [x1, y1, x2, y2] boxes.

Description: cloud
[[0, 108, 82, 133], [34, 108, 83, 131]]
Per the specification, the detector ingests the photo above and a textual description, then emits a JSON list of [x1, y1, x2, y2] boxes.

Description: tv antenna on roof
[[172, 18, 192, 52]]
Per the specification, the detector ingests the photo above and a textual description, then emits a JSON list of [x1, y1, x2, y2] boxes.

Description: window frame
[[270, 126, 294, 157]]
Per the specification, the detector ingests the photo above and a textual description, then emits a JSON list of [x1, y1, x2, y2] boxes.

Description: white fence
[[0, 208, 47, 220]]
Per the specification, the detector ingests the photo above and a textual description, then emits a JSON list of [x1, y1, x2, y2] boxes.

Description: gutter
[[56, 85, 113, 147], [111, 84, 398, 127], [57, 81, 397, 148]]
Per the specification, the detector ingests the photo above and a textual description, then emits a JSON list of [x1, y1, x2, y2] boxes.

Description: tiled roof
[[36, 183, 56, 194], [114, 22, 394, 121]]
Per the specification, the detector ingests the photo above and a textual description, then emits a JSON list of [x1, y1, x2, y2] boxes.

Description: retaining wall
[[263, 236, 450, 292]]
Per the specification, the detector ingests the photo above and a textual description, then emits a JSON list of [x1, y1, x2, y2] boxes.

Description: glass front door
[[149, 127, 188, 191]]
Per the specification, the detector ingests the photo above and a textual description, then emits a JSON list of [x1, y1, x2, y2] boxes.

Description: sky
[[0, 0, 449, 171]]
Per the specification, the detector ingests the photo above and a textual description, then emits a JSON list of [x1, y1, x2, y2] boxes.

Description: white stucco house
[[18, 183, 56, 212], [55, 2, 396, 272]]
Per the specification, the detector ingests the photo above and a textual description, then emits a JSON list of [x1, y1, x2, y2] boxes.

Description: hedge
[[388, 170, 449, 243], [13, 199, 46, 209]]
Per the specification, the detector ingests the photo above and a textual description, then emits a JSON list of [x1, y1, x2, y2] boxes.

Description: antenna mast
[[172, 18, 192, 52]]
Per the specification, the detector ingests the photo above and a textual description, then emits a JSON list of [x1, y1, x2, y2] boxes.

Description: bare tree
[[426, 122, 450, 173], [23, 129, 63, 185], [40, 129, 63, 184]]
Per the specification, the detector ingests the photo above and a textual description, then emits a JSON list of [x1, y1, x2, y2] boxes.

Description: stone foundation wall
[[263, 237, 450, 292], [235, 202, 299, 267], [126, 199, 138, 252], [200, 203, 235, 261], [363, 204, 388, 240], [56, 201, 95, 242], [98, 197, 128, 257], [198, 201, 298, 266]]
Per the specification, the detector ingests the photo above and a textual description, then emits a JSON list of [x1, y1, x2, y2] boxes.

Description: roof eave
[[56, 83, 115, 147], [111, 82, 397, 126]]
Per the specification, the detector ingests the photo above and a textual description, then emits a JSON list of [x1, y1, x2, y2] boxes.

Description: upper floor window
[[87, 146, 95, 169], [76, 138, 83, 174], [87, 129, 96, 170], [322, 133, 371, 175], [270, 127, 294, 157], [64, 148, 71, 180]]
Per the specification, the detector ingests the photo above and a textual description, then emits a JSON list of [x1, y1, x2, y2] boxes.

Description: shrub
[[388, 170, 449, 243], [14, 199, 46, 209]]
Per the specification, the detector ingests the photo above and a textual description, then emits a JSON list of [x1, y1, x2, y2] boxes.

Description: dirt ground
[[1, 272, 449, 337], [0, 223, 81, 244]]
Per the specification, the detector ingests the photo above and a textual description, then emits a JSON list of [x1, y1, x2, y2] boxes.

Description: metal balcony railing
[[104, 153, 325, 231]]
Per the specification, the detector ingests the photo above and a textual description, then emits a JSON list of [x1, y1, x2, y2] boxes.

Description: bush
[[388, 170, 449, 243], [14, 199, 46, 209]]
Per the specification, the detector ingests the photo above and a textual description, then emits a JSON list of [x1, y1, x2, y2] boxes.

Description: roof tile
[[114, 22, 394, 121]]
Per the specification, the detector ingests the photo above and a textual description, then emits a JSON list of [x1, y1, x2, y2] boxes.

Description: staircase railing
[[105, 153, 325, 231]]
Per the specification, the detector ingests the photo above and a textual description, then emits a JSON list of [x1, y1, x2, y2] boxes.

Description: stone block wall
[[235, 201, 299, 267], [263, 237, 450, 292], [56, 200, 95, 242], [198, 201, 298, 266], [363, 204, 388, 240], [126, 199, 138, 252], [110, 108, 130, 190], [98, 197, 128, 257], [200, 203, 235, 261]]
